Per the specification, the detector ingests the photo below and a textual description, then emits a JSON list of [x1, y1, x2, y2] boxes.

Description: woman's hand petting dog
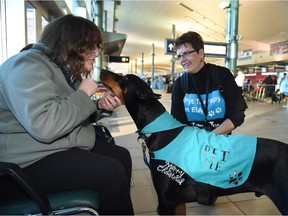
[[98, 92, 122, 111], [79, 78, 99, 97]]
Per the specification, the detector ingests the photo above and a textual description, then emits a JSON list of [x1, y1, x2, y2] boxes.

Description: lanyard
[[190, 72, 210, 122]]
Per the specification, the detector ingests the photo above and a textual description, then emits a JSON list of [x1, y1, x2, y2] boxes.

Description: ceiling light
[[179, 2, 225, 33], [215, 32, 225, 38], [186, 16, 206, 30], [215, 24, 225, 31], [185, 16, 196, 23], [193, 11, 205, 19], [219, 1, 230, 10], [204, 19, 216, 26], [188, 27, 222, 42], [178, 2, 192, 12]]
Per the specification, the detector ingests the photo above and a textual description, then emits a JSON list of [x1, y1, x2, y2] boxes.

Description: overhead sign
[[271, 40, 288, 56], [204, 42, 227, 58], [109, 56, 130, 63], [164, 39, 227, 58], [238, 49, 252, 61], [164, 38, 176, 55]]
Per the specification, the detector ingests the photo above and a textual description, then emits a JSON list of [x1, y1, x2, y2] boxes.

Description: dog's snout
[[99, 69, 126, 104], [100, 69, 123, 83]]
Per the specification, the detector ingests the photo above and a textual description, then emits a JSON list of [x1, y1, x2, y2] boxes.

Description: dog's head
[[100, 69, 166, 131], [100, 69, 161, 105]]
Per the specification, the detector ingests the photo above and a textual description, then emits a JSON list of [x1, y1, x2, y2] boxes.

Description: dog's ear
[[126, 74, 162, 100], [136, 88, 162, 100]]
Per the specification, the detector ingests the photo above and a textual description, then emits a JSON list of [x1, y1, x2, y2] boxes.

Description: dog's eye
[[120, 76, 128, 83], [116, 76, 128, 89]]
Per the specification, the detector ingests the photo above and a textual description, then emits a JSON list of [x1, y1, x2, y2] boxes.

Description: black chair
[[0, 162, 100, 215]]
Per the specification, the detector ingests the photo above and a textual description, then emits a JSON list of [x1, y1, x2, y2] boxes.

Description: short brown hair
[[39, 14, 103, 82], [174, 31, 204, 52]]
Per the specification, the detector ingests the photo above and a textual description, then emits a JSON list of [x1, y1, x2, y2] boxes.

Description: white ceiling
[[106, 0, 288, 74]]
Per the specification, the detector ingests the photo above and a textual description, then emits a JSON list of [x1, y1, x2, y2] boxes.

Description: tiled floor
[[99, 90, 288, 215]]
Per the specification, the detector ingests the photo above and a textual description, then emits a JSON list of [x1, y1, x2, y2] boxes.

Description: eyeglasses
[[175, 50, 197, 61]]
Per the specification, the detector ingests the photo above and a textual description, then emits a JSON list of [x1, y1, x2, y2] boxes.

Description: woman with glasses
[[170, 31, 247, 206], [0, 14, 133, 215], [171, 31, 247, 135]]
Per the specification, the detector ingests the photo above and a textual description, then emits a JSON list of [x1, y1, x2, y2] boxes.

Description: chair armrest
[[0, 162, 53, 215]]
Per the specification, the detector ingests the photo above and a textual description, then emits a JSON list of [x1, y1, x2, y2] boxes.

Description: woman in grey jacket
[[0, 14, 133, 215]]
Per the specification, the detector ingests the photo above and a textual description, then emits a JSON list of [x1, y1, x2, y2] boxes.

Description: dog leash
[[137, 132, 150, 169], [136, 112, 185, 170]]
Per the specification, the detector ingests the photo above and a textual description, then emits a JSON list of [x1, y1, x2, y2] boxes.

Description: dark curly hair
[[39, 14, 103, 82]]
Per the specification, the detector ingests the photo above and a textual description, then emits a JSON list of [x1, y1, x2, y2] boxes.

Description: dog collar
[[140, 111, 185, 134]]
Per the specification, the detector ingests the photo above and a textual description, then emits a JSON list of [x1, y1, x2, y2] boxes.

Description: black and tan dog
[[100, 69, 288, 215]]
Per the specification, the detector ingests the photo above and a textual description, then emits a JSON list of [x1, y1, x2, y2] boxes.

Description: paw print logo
[[229, 170, 243, 185], [208, 110, 215, 117], [215, 107, 222, 114]]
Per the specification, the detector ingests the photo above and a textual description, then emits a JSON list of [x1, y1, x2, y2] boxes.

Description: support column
[[94, 0, 103, 82], [225, 4, 231, 69], [151, 43, 155, 86], [170, 24, 175, 82], [230, 0, 239, 75], [224, 0, 239, 75], [141, 52, 144, 75]]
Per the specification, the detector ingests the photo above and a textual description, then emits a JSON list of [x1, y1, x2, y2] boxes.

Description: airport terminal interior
[[1, 0, 288, 215]]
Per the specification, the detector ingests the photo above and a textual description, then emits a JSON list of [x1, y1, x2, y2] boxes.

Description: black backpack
[[180, 63, 224, 95]]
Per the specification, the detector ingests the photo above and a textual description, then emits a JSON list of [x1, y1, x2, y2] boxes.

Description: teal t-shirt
[[141, 112, 257, 189]]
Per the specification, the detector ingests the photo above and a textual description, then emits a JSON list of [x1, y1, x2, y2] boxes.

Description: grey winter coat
[[0, 45, 105, 168]]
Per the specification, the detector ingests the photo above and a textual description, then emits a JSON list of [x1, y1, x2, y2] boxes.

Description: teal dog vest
[[141, 112, 257, 189]]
